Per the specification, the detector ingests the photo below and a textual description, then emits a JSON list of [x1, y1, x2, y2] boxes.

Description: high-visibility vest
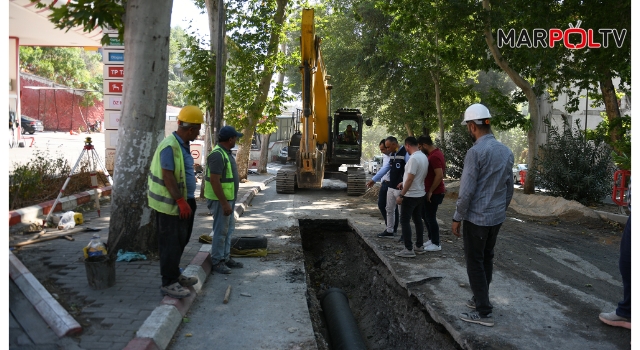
[[147, 135, 186, 215], [204, 145, 235, 201]]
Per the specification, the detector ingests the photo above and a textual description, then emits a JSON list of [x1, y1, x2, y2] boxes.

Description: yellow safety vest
[[204, 145, 235, 201], [147, 135, 186, 215]]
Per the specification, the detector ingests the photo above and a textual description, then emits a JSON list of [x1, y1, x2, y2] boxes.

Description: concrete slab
[[136, 305, 183, 350]]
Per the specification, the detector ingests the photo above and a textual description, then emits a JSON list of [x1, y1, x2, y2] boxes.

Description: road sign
[[103, 80, 124, 95], [103, 49, 124, 64], [104, 111, 121, 129], [105, 95, 123, 110], [105, 148, 116, 172], [104, 129, 119, 149], [103, 65, 124, 79], [191, 150, 200, 159], [104, 35, 124, 48]]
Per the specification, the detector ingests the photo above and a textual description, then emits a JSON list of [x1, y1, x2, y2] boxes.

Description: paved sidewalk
[[10, 171, 276, 350]]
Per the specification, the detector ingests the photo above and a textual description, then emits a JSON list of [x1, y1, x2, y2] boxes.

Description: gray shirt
[[453, 134, 514, 226], [207, 145, 239, 200]]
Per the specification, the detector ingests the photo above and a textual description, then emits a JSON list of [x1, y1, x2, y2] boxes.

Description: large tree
[[225, 0, 292, 180], [42, 0, 175, 255]]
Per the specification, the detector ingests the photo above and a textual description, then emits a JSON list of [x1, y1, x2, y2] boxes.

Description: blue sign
[[109, 52, 124, 62]]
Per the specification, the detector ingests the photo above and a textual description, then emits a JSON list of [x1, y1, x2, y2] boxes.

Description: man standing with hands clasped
[[452, 104, 514, 327], [148, 105, 203, 299], [205, 126, 244, 274], [394, 136, 429, 258]]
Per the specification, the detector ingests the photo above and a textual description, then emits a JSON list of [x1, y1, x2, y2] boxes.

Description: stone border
[[123, 176, 275, 350], [9, 251, 82, 338], [9, 186, 112, 227]]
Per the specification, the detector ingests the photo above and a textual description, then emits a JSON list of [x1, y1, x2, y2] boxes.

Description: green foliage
[[586, 114, 631, 170], [494, 127, 528, 164], [33, 0, 125, 46], [9, 151, 70, 210], [533, 119, 616, 205], [20, 47, 103, 105], [167, 26, 192, 107], [361, 123, 389, 161], [179, 33, 216, 110], [438, 123, 473, 180]]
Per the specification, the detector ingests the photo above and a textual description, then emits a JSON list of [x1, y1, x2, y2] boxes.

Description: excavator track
[[276, 169, 296, 194], [346, 167, 366, 196]]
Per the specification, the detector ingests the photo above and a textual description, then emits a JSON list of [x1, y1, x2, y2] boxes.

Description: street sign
[[104, 35, 124, 48], [103, 80, 124, 95], [104, 111, 121, 129], [105, 129, 119, 149], [105, 148, 116, 172], [103, 65, 124, 79], [105, 95, 123, 110], [102, 49, 124, 64]]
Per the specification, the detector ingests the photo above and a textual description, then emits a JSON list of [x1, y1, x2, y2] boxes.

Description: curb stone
[[124, 176, 275, 350], [9, 186, 112, 228], [9, 251, 82, 338]]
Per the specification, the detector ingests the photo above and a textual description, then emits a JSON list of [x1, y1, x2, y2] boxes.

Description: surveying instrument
[[44, 137, 113, 224]]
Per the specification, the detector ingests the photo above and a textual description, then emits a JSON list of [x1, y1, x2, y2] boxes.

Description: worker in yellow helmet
[[147, 105, 203, 299]]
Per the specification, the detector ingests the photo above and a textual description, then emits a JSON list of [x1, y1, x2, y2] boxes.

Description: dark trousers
[[378, 181, 399, 232], [617, 216, 631, 319], [463, 220, 501, 316], [400, 196, 424, 250], [422, 193, 444, 245], [157, 198, 196, 286]]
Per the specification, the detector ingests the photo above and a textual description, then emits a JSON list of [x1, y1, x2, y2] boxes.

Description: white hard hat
[[461, 103, 492, 125]]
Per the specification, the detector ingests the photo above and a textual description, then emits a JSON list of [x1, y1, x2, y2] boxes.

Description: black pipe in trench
[[320, 287, 367, 350]]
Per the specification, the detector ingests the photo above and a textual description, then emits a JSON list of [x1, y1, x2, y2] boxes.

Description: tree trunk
[[234, 0, 288, 181], [107, 0, 173, 257], [258, 133, 271, 173], [430, 70, 444, 143], [205, 0, 227, 147], [200, 110, 211, 198], [482, 0, 538, 194], [404, 122, 413, 137], [599, 73, 622, 153]]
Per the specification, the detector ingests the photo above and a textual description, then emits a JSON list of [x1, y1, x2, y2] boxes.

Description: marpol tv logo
[[497, 21, 627, 49]]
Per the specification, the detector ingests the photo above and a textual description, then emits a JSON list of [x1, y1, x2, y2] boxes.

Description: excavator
[[276, 8, 368, 196]]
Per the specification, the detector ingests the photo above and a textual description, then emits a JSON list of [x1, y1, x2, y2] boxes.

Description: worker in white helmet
[[452, 103, 514, 327]]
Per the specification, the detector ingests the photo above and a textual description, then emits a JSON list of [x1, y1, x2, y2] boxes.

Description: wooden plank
[[223, 285, 231, 304]]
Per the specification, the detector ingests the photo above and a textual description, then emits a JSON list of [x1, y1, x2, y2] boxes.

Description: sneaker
[[394, 248, 416, 258], [377, 231, 395, 238], [225, 258, 244, 268], [459, 312, 494, 327], [466, 298, 476, 309], [599, 311, 631, 329], [424, 240, 433, 247], [414, 246, 426, 254], [178, 274, 198, 287], [160, 282, 191, 299], [212, 261, 232, 274], [425, 244, 441, 252]]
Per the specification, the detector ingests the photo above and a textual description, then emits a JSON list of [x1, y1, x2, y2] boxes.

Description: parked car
[[513, 164, 527, 184], [278, 146, 289, 164], [20, 115, 44, 134], [367, 155, 384, 174]]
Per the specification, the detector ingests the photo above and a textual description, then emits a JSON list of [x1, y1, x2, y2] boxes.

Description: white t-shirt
[[403, 150, 429, 198]]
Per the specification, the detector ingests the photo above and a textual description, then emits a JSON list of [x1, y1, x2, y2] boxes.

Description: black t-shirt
[[388, 146, 407, 188]]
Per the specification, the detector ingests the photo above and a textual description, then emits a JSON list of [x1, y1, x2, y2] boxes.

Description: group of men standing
[[147, 105, 244, 300], [366, 134, 447, 257], [367, 103, 515, 327]]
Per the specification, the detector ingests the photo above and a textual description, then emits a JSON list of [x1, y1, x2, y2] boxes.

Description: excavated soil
[[299, 219, 459, 350]]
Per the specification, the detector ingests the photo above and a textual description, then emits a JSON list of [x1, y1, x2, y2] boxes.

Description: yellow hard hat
[[178, 105, 204, 124]]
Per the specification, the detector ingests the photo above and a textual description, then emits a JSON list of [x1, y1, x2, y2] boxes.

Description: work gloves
[[176, 198, 193, 219]]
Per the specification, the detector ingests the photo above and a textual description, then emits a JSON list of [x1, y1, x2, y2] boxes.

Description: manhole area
[[299, 219, 458, 350]]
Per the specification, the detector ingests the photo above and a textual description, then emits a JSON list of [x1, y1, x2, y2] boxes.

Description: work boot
[[178, 274, 198, 287], [160, 282, 191, 299], [225, 258, 244, 268], [212, 261, 231, 274]]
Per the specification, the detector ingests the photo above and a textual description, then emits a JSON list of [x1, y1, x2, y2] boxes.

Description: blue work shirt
[[160, 132, 196, 199], [453, 134, 514, 226]]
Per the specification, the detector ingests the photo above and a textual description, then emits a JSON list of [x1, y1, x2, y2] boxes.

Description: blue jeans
[[617, 216, 631, 319], [400, 196, 424, 250], [463, 220, 501, 316], [422, 193, 444, 245], [208, 199, 236, 265], [378, 181, 399, 232]]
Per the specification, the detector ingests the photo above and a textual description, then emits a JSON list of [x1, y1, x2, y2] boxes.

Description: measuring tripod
[[44, 137, 113, 224]]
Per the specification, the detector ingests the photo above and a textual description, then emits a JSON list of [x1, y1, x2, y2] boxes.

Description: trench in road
[[299, 219, 459, 350]]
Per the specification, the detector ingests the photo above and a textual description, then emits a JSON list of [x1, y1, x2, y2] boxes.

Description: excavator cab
[[330, 108, 363, 166]]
